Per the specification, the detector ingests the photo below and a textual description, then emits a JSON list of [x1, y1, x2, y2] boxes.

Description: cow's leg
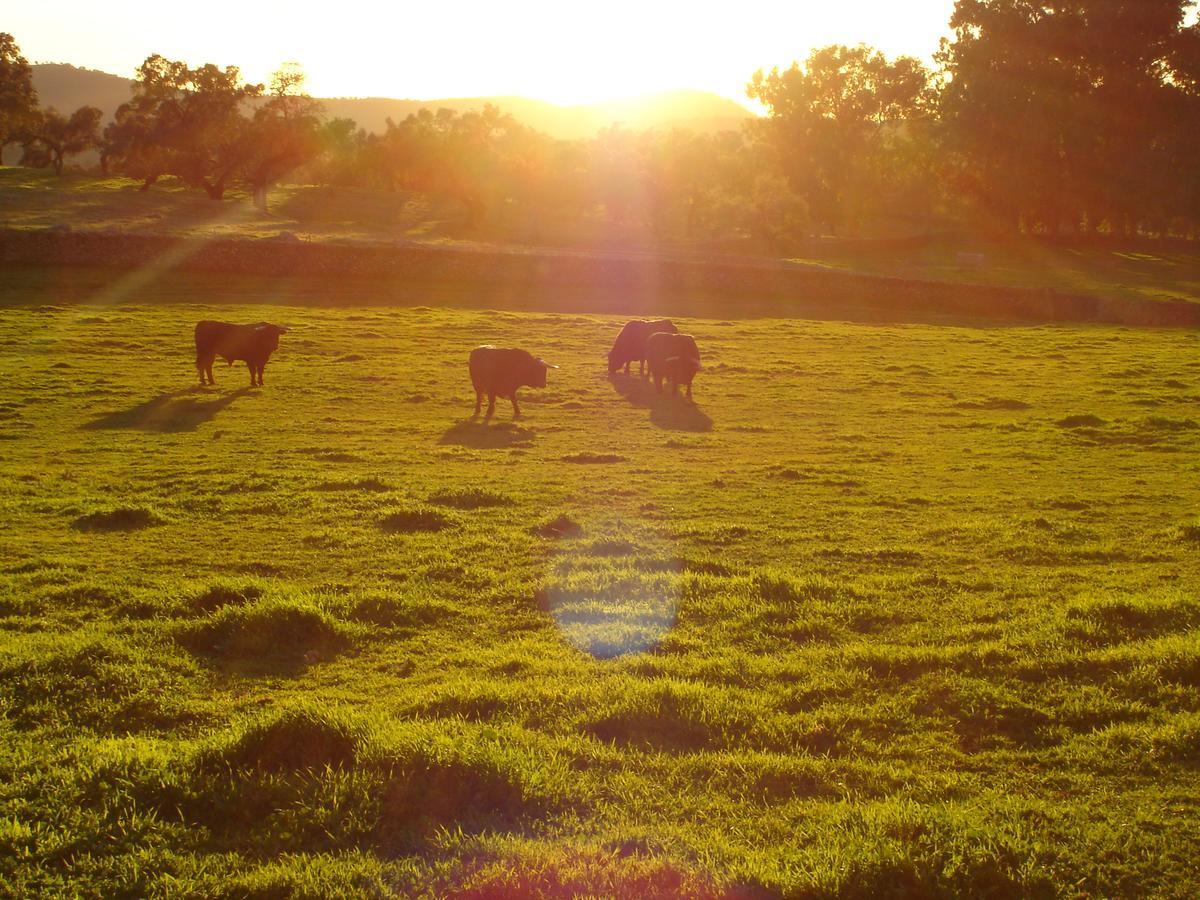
[[686, 381, 693, 399], [511, 392, 521, 418], [485, 394, 496, 419], [638, 359, 645, 376], [671, 380, 679, 396], [473, 389, 482, 417], [623, 361, 631, 376], [654, 372, 664, 393], [257, 364, 265, 386]]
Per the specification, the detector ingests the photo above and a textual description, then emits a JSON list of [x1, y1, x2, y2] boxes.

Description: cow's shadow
[[439, 418, 536, 449], [82, 386, 254, 432], [609, 373, 713, 432]]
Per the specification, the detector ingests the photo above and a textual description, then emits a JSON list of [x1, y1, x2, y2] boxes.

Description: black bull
[[194, 321, 288, 387]]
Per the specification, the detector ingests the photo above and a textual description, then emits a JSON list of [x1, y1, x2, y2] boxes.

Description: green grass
[[1, 267, 1199, 896], [787, 239, 1200, 308]]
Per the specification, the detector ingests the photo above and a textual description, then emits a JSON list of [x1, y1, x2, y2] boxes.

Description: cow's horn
[[539, 359, 559, 369]]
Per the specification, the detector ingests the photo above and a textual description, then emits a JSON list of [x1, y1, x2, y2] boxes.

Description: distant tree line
[[3, 0, 1199, 240]]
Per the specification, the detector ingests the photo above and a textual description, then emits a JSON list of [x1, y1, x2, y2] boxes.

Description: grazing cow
[[608, 319, 678, 376], [194, 320, 288, 387], [645, 332, 701, 399], [469, 346, 557, 418]]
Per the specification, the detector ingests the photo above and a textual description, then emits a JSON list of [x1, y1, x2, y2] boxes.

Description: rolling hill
[[23, 63, 754, 142]]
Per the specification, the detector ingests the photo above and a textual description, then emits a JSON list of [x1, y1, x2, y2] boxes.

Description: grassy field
[[1, 265, 1200, 896], [5, 165, 1200, 309]]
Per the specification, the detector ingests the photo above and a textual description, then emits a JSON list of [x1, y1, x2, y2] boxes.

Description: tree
[[20, 106, 102, 175], [748, 45, 934, 236], [241, 64, 324, 210], [937, 0, 1195, 234], [0, 33, 39, 160], [117, 54, 261, 199]]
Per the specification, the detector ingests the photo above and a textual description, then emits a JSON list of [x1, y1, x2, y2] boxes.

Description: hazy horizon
[[7, 0, 957, 106]]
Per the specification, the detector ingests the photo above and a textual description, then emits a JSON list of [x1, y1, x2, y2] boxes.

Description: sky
[[8, 1, 959, 106]]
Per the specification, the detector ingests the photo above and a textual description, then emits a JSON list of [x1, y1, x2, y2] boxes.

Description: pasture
[[1, 276, 1199, 896]]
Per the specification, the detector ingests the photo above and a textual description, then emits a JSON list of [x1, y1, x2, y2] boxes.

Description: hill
[[21, 63, 752, 141]]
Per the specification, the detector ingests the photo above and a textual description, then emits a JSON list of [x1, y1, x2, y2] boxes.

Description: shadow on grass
[[82, 386, 253, 432], [609, 373, 713, 432], [439, 419, 535, 449]]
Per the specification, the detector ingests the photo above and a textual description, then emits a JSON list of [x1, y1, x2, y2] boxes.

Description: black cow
[[194, 321, 288, 387], [469, 346, 557, 418], [645, 331, 701, 399], [608, 319, 678, 376]]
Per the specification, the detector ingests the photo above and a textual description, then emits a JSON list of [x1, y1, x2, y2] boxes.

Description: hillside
[[2, 169, 1199, 316]]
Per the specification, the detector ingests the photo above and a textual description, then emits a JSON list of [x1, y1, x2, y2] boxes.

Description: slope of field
[[1, 288, 1198, 895], [4, 167, 1200, 313]]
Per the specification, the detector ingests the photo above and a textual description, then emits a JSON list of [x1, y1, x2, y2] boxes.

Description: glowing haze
[[7, 0, 956, 106]]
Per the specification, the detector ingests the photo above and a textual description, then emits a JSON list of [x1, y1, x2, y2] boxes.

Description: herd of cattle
[[193, 317, 702, 417]]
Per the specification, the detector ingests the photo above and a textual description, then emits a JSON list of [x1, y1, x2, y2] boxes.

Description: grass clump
[[427, 487, 513, 508], [373, 722, 571, 839], [202, 704, 367, 773], [1063, 593, 1200, 645], [71, 505, 165, 532], [379, 506, 453, 533], [534, 514, 583, 538], [561, 452, 627, 464], [190, 578, 266, 613], [179, 597, 357, 661], [1057, 414, 1107, 428]]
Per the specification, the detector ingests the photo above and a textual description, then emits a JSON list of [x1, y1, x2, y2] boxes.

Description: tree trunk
[[53, 151, 63, 176], [204, 176, 227, 201]]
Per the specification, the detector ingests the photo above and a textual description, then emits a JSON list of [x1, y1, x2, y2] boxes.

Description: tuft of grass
[[178, 597, 357, 661], [534, 514, 583, 538], [379, 506, 454, 533], [71, 506, 165, 532], [427, 487, 512, 509], [202, 704, 365, 772], [314, 477, 391, 492], [561, 452, 627, 464], [190, 579, 265, 613], [1057, 414, 1107, 428]]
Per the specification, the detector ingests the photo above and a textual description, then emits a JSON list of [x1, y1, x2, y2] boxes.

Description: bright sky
[[9, 1, 958, 106]]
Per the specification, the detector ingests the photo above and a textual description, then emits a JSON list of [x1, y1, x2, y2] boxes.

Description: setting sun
[[8, 0, 955, 104]]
